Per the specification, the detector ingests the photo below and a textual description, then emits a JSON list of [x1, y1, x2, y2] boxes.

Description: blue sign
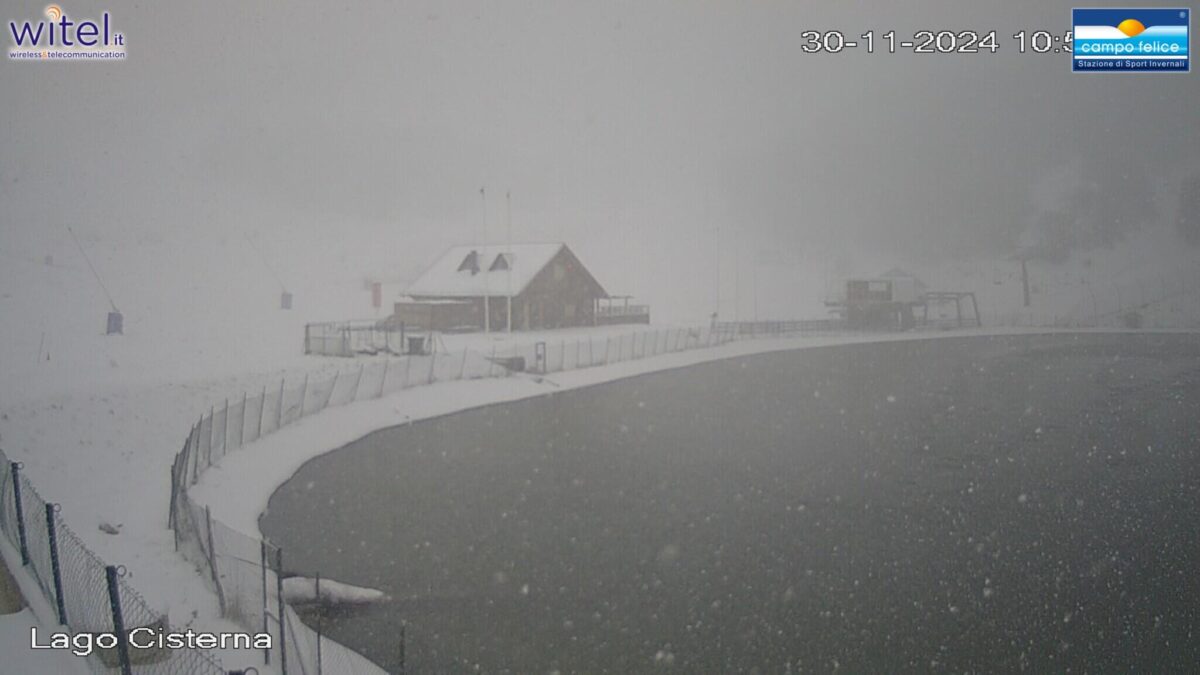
[[1073, 8, 1189, 72]]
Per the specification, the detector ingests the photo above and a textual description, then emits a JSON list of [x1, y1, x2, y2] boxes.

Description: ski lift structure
[[67, 225, 124, 335]]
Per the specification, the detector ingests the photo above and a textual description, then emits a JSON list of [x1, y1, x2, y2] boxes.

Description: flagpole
[[506, 190, 513, 333], [481, 187, 490, 333]]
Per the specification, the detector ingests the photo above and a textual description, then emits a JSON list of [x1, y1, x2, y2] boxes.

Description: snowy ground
[[0, 318, 1061, 673], [2, 224, 1197, 672]]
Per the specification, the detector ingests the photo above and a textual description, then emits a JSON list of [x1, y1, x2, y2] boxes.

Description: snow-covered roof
[[406, 243, 566, 298], [394, 295, 473, 305], [879, 267, 928, 290]]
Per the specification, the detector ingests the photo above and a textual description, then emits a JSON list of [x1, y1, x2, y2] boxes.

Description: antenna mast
[[506, 190, 513, 333], [480, 187, 490, 333]]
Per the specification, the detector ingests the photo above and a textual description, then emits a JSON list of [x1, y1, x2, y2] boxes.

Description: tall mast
[[481, 187, 490, 333], [506, 190, 513, 333]]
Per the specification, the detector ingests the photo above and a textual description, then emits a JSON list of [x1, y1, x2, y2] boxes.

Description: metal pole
[[352, 363, 365, 402], [299, 374, 309, 418], [190, 416, 202, 485], [220, 399, 229, 460], [205, 406, 215, 467], [45, 503, 67, 625], [260, 541, 270, 666], [256, 386, 266, 441], [323, 370, 339, 410], [10, 462, 29, 565], [105, 565, 133, 675], [276, 378, 285, 430], [276, 547, 288, 675], [205, 506, 226, 615], [315, 572, 323, 675], [237, 392, 247, 450]]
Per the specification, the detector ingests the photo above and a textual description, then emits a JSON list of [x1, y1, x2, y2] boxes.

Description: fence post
[[378, 360, 389, 398], [237, 392, 247, 449], [352, 363, 365, 402], [220, 399, 229, 459], [402, 356, 412, 389], [205, 406, 215, 468], [459, 347, 468, 380], [204, 506, 226, 615], [255, 386, 267, 441], [315, 572, 323, 675], [299, 374, 309, 418], [190, 417, 202, 485], [44, 503, 67, 625], [168, 453, 179, 535], [428, 351, 437, 384], [276, 378, 285, 430], [105, 565, 133, 675], [10, 462, 29, 566], [276, 547, 288, 675], [323, 370, 339, 410], [260, 540, 271, 666]]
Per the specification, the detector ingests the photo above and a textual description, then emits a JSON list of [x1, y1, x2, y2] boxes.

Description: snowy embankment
[[282, 576, 388, 606], [0, 322, 1185, 674], [191, 327, 1059, 538]]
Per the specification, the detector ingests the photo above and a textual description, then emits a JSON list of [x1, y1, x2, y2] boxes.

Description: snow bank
[[282, 576, 388, 606]]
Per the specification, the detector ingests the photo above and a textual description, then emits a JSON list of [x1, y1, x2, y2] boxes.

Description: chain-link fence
[[169, 324, 745, 673], [304, 321, 409, 357], [1, 447, 225, 674], [715, 319, 846, 339]]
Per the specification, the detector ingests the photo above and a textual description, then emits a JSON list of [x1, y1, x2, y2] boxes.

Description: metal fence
[[169, 324, 741, 673], [303, 321, 409, 357], [1, 447, 225, 674], [715, 318, 846, 338]]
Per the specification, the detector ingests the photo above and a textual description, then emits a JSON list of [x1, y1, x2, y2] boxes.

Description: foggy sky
[[3, 0, 1198, 313]]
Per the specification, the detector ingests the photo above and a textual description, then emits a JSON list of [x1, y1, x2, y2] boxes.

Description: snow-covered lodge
[[393, 243, 647, 332]]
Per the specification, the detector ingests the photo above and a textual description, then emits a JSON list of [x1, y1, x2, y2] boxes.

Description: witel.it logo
[[8, 4, 127, 61]]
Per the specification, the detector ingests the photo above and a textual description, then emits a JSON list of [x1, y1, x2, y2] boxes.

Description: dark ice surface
[[261, 333, 1200, 673]]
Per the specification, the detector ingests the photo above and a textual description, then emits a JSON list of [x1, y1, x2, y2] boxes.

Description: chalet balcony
[[595, 297, 650, 325]]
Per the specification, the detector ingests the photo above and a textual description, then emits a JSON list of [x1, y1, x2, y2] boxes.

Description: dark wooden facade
[[403, 245, 608, 332]]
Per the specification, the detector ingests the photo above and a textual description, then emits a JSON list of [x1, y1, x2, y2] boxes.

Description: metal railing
[[1, 447, 225, 674], [169, 324, 743, 673]]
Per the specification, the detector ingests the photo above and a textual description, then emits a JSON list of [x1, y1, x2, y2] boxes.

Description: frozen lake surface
[[261, 333, 1200, 673]]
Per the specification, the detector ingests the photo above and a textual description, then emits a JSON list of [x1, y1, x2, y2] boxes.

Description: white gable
[[406, 243, 565, 297]]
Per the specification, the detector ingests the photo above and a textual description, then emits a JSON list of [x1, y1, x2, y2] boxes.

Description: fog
[[3, 3, 1200, 673], [4, 0, 1198, 323]]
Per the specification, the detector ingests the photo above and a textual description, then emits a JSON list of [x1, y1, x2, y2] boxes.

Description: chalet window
[[489, 253, 511, 271], [458, 250, 479, 274]]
